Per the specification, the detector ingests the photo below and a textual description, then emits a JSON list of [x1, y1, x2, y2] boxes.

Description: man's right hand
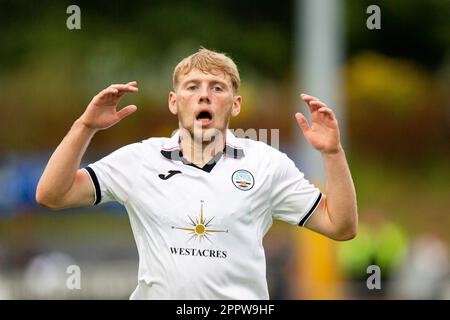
[[79, 81, 139, 131]]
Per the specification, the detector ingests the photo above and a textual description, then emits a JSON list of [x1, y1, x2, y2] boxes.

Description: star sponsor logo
[[171, 201, 228, 243]]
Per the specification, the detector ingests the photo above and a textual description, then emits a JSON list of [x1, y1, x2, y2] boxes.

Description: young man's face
[[168, 69, 241, 142]]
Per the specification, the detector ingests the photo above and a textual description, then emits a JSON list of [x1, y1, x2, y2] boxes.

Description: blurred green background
[[0, 0, 449, 299]]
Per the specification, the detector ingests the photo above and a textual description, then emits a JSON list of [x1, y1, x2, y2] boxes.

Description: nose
[[198, 85, 211, 104]]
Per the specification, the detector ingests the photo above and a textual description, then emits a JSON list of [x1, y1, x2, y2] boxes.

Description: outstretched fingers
[[300, 93, 323, 113], [317, 106, 335, 119], [94, 87, 119, 103], [295, 112, 310, 133], [100, 87, 119, 96], [309, 100, 327, 109], [109, 83, 139, 95], [95, 82, 139, 101], [300, 93, 335, 118], [117, 105, 138, 120], [300, 93, 320, 103]]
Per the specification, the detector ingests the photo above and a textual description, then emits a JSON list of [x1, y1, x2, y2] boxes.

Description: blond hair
[[173, 48, 240, 93]]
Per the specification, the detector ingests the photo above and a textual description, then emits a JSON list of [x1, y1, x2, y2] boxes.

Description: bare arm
[[295, 94, 358, 240], [35, 82, 139, 210]]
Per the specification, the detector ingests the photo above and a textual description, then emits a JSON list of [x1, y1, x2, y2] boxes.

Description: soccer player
[[36, 48, 357, 299]]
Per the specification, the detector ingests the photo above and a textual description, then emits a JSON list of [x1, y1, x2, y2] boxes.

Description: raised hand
[[79, 81, 139, 131], [295, 93, 342, 154]]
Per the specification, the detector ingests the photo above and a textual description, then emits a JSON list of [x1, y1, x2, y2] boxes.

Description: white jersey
[[84, 129, 322, 299]]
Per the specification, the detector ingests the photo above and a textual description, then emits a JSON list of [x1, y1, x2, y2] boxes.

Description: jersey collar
[[161, 129, 245, 163]]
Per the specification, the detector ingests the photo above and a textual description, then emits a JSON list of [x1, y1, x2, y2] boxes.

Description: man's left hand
[[295, 93, 342, 155]]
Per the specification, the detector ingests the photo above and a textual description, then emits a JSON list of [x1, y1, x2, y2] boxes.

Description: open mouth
[[196, 111, 213, 121]]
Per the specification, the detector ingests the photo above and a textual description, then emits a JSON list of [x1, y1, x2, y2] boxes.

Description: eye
[[187, 85, 197, 91], [212, 85, 223, 92]]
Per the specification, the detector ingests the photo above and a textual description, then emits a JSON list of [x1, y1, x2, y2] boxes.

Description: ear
[[231, 95, 242, 117], [168, 91, 177, 115]]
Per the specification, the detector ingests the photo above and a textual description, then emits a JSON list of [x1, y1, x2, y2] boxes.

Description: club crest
[[231, 169, 254, 191]]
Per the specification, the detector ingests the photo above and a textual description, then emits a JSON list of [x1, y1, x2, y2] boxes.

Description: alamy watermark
[[169, 125, 279, 161], [66, 5, 81, 30], [366, 264, 381, 290], [366, 5, 381, 30], [66, 4, 381, 32], [66, 264, 81, 290]]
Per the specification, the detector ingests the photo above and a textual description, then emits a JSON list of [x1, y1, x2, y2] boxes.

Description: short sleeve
[[83, 143, 142, 205], [270, 152, 322, 227]]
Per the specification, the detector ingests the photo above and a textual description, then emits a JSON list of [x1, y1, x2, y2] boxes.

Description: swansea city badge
[[231, 169, 254, 191]]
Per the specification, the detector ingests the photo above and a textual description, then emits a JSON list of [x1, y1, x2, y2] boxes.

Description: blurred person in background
[[337, 208, 408, 299], [35, 48, 358, 299], [263, 228, 296, 299], [392, 223, 449, 299]]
